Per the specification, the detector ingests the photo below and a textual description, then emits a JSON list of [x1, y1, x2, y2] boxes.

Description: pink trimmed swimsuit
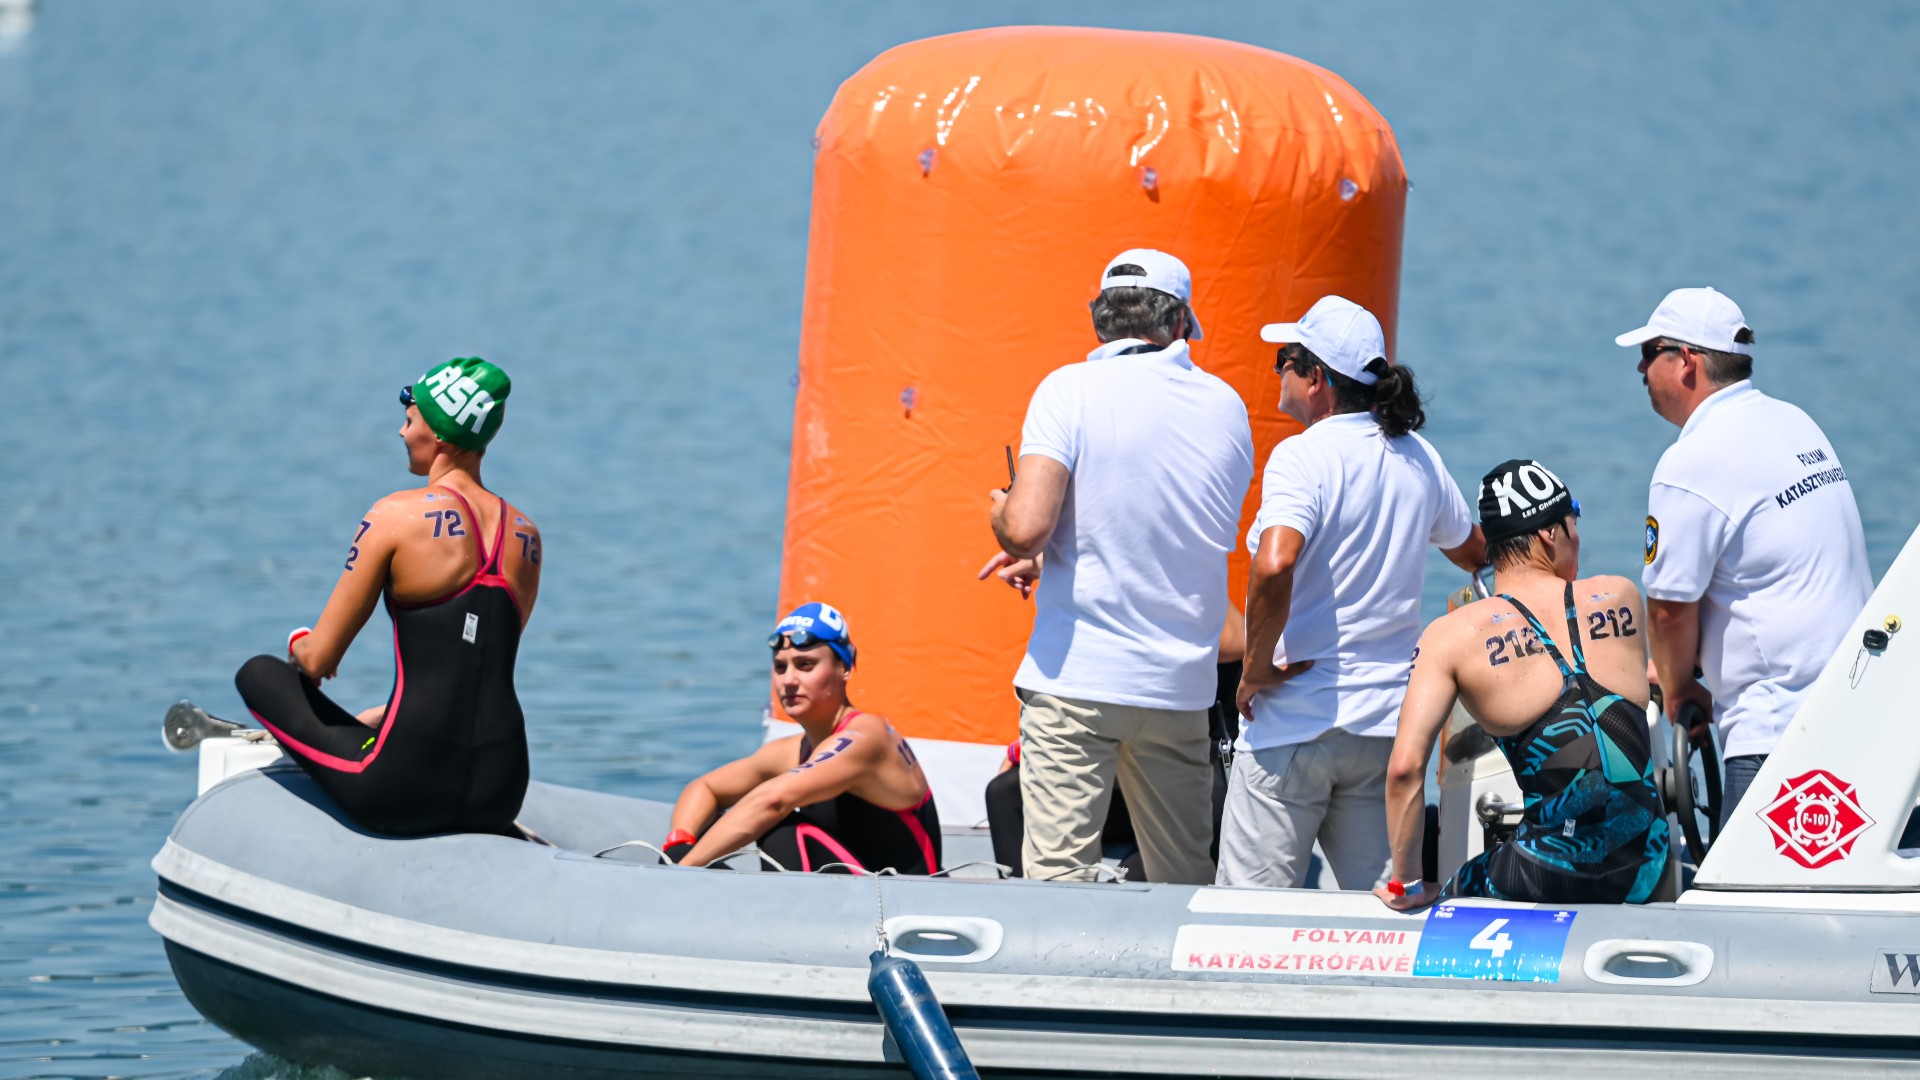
[[235, 488, 529, 837], [753, 711, 942, 874]]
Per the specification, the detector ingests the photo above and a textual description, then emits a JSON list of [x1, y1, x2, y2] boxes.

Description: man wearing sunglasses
[[1617, 287, 1870, 826]]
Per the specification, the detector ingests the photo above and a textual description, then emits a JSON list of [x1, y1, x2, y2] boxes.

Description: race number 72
[[1470, 918, 1514, 959]]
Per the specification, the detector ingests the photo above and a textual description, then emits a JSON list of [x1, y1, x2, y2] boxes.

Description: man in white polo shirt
[[982, 248, 1254, 884], [1218, 295, 1484, 890], [1617, 287, 1871, 824]]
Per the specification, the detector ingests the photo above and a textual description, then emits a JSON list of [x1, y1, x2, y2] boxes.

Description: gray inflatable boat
[[152, 527, 1920, 1077]]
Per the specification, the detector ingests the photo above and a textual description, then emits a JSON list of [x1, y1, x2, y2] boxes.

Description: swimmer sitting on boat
[[235, 357, 541, 837], [663, 603, 942, 874], [1377, 460, 1668, 909]]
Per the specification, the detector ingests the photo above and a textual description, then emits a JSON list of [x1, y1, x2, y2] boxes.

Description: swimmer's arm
[[291, 504, 400, 682], [1381, 627, 1456, 904], [507, 515, 543, 624], [669, 735, 798, 847], [680, 727, 885, 868]]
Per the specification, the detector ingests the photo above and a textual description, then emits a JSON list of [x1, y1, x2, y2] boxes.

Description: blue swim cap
[[768, 602, 856, 668]]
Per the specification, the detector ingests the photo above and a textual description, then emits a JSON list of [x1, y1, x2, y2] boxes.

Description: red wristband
[[287, 627, 312, 656], [1006, 741, 1021, 765], [663, 829, 697, 849]]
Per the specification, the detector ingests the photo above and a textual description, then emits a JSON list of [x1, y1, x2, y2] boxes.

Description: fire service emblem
[[1758, 770, 1875, 868]]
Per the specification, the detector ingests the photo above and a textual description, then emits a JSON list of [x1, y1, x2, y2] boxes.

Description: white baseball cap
[[1614, 286, 1753, 355], [1259, 295, 1386, 385], [1099, 248, 1204, 341]]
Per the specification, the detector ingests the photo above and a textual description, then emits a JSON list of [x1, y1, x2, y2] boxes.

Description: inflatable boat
[[150, 26, 1920, 1077], [151, 518, 1920, 1078]]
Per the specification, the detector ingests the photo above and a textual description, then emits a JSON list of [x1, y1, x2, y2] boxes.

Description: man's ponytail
[[1365, 359, 1425, 437]]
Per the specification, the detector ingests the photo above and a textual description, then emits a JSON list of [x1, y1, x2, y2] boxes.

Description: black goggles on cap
[[399, 385, 415, 408]]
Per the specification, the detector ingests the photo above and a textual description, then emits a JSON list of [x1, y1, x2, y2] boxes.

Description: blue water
[[2, 2, 1917, 1075]]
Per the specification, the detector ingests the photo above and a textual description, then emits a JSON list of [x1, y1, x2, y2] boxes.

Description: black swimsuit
[[235, 490, 529, 837], [1444, 584, 1669, 904], [754, 711, 942, 874]]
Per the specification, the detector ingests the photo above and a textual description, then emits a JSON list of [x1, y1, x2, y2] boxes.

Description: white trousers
[[1215, 728, 1393, 890]]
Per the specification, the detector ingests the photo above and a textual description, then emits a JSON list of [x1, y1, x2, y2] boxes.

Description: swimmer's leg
[[235, 654, 377, 765], [756, 816, 867, 874], [984, 765, 1024, 875]]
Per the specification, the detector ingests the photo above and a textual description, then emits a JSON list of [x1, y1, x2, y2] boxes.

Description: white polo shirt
[[1242, 413, 1472, 750], [1643, 381, 1871, 758], [1014, 337, 1255, 711]]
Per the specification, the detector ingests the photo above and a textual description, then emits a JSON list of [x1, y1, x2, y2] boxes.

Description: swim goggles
[[768, 628, 856, 667], [768, 628, 842, 652], [399, 384, 415, 408]]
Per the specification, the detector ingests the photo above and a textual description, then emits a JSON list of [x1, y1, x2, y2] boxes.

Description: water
[[2, 2, 1917, 1075]]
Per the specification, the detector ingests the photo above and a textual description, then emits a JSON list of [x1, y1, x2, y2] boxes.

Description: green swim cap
[[411, 357, 510, 451]]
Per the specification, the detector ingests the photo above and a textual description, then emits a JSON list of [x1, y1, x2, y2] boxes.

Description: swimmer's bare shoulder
[[1577, 574, 1643, 604], [1418, 596, 1498, 668], [845, 710, 925, 773]]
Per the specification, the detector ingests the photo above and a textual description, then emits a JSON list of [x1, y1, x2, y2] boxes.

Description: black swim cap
[[1479, 459, 1574, 546]]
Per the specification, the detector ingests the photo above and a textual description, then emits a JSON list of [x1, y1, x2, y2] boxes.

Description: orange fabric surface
[[779, 27, 1406, 744]]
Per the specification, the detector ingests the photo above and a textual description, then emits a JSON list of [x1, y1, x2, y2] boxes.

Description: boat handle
[[1581, 938, 1714, 986], [882, 916, 1004, 964]]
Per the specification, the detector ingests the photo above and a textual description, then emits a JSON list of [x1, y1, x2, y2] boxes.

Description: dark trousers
[[1721, 753, 1767, 830]]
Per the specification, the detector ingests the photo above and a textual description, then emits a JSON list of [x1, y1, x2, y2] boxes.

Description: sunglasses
[[1640, 342, 1685, 365], [399, 385, 415, 408], [768, 629, 842, 652]]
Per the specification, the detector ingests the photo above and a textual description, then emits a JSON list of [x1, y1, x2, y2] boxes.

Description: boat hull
[[153, 766, 1920, 1079]]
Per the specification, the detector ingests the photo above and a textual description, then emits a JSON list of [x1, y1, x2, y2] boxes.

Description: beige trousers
[[1016, 688, 1216, 884]]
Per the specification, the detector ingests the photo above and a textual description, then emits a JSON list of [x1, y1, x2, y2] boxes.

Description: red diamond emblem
[[1758, 769, 1876, 868]]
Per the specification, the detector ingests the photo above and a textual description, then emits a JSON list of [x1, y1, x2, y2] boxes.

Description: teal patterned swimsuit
[[1444, 583, 1669, 904]]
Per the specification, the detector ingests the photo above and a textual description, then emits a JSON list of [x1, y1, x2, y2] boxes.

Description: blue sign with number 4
[[1412, 904, 1577, 982]]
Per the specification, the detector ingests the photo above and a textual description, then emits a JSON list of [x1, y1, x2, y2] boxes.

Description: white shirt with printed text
[[1643, 381, 1872, 758]]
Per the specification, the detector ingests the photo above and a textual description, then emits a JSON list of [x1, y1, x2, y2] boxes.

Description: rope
[[927, 861, 1012, 879], [589, 839, 787, 871]]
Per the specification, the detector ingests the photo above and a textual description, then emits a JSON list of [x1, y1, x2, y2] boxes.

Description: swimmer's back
[[362, 483, 541, 617], [1427, 573, 1648, 736]]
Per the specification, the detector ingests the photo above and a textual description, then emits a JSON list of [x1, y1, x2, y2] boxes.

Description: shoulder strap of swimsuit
[[439, 486, 490, 570], [486, 497, 509, 574], [1497, 592, 1575, 680], [1558, 581, 1590, 673], [831, 709, 862, 736]]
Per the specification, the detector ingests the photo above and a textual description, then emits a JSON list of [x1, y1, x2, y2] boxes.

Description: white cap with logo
[[1614, 286, 1753, 355], [1260, 295, 1386, 385], [1099, 248, 1203, 341]]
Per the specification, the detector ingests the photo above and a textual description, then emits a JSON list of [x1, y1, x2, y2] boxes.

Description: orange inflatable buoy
[[778, 27, 1407, 749]]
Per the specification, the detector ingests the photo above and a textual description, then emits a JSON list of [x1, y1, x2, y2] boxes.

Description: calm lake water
[[3, 2, 1918, 1076]]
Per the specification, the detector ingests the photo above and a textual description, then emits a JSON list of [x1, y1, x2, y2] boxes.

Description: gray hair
[[1088, 264, 1190, 344]]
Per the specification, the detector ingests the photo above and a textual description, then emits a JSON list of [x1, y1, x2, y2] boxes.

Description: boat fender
[[867, 949, 978, 1080]]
